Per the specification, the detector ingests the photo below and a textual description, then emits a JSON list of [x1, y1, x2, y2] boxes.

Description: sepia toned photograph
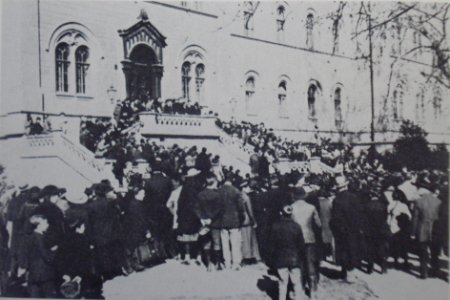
[[0, 0, 448, 299]]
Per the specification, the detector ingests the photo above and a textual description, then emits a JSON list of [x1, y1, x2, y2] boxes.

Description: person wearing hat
[[240, 183, 261, 264], [5, 184, 30, 275], [193, 173, 223, 271], [33, 185, 66, 249], [290, 185, 321, 294], [87, 181, 125, 280], [217, 175, 246, 270], [144, 164, 176, 258], [363, 186, 390, 274], [268, 203, 305, 300], [195, 147, 212, 174], [25, 214, 58, 298], [176, 168, 204, 265], [411, 176, 441, 279], [329, 176, 362, 281]]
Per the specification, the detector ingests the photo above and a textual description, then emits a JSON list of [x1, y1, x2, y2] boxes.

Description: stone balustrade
[[23, 132, 115, 184], [139, 112, 220, 138]]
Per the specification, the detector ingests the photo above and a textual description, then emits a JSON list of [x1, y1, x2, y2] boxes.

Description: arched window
[[276, 6, 286, 32], [433, 86, 442, 118], [392, 84, 404, 121], [75, 46, 89, 94], [181, 62, 191, 100], [55, 43, 70, 92], [195, 63, 205, 103], [307, 84, 317, 117], [334, 87, 343, 128], [278, 81, 288, 118], [306, 13, 314, 50], [416, 86, 425, 122], [245, 77, 255, 113]]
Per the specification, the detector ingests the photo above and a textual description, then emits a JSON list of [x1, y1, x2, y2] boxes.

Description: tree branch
[[352, 3, 417, 38]]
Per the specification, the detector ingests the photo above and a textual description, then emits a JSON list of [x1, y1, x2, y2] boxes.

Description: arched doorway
[[126, 44, 157, 100], [119, 11, 167, 101]]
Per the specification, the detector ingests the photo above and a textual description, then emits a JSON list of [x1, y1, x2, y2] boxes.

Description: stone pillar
[[151, 64, 164, 99], [121, 60, 133, 98]]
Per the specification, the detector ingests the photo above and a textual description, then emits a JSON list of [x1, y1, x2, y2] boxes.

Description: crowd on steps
[[0, 137, 448, 299]]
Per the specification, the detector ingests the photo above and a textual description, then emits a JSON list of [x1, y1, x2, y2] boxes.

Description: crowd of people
[[0, 136, 448, 299], [3, 96, 447, 299]]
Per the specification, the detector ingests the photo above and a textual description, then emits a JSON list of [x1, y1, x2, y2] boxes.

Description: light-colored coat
[[291, 199, 321, 244], [412, 191, 441, 242]]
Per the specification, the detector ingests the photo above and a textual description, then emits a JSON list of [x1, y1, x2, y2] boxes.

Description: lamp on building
[[107, 85, 117, 104]]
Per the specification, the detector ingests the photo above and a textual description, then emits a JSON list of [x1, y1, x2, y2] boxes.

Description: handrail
[[1, 110, 112, 119]]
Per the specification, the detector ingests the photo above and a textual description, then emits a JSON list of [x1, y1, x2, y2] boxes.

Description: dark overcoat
[[268, 217, 305, 269], [330, 190, 363, 268]]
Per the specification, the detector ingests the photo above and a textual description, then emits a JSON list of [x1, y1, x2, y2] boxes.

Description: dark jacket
[[57, 229, 95, 278], [330, 190, 363, 267], [194, 188, 223, 229], [177, 176, 204, 235], [364, 199, 390, 241], [26, 232, 56, 283], [217, 183, 245, 229], [268, 217, 305, 269], [87, 196, 122, 247], [124, 199, 154, 250], [33, 200, 66, 247], [195, 152, 211, 173], [144, 172, 173, 228]]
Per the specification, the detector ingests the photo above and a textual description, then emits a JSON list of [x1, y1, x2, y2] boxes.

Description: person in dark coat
[[5, 185, 29, 275], [87, 182, 125, 280], [329, 176, 362, 280], [176, 169, 204, 264], [25, 214, 58, 298], [33, 185, 66, 248], [17, 187, 41, 271], [268, 203, 305, 300], [58, 216, 101, 299], [195, 147, 212, 174], [364, 188, 390, 274], [144, 167, 175, 258], [125, 189, 155, 271], [217, 177, 245, 270], [193, 174, 224, 271]]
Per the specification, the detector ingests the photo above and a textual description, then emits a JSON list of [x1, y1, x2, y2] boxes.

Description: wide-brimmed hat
[[18, 184, 29, 191], [334, 176, 349, 189], [66, 193, 89, 205], [40, 185, 60, 198], [95, 181, 115, 196], [185, 168, 201, 177]]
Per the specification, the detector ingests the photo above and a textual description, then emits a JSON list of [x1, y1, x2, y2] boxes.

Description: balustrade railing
[[23, 132, 111, 183], [139, 112, 219, 137]]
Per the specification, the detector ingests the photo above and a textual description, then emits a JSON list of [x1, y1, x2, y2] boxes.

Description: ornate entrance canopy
[[118, 10, 167, 99]]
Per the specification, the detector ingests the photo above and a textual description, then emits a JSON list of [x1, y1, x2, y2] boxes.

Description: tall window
[[181, 62, 191, 100], [307, 84, 317, 117], [55, 43, 70, 92], [433, 87, 442, 118], [245, 77, 255, 113], [195, 64, 205, 102], [334, 87, 343, 128], [75, 46, 89, 94], [416, 87, 425, 122], [306, 13, 314, 50], [278, 81, 287, 118], [392, 84, 404, 121], [276, 6, 286, 32]]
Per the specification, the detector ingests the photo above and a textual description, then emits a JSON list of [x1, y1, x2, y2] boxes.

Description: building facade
[[1, 0, 448, 144]]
